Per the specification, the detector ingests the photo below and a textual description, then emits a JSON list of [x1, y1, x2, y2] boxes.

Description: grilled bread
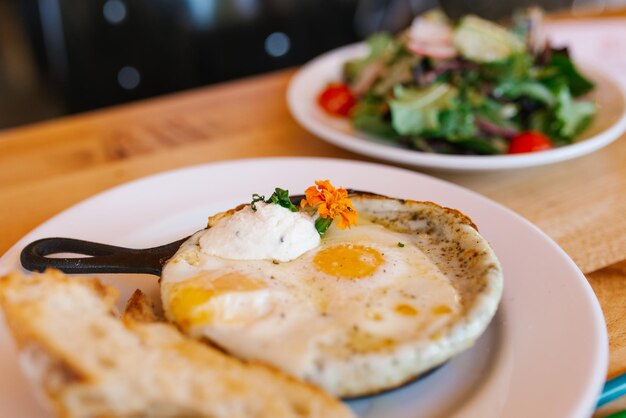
[[0, 270, 355, 418]]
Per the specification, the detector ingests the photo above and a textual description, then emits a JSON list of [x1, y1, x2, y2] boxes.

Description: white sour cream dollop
[[198, 202, 320, 262]]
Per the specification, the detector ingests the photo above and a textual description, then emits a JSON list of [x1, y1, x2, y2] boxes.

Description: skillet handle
[[20, 237, 189, 276]]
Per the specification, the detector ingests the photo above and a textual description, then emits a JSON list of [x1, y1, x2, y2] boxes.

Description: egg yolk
[[395, 304, 418, 316], [168, 286, 214, 329], [314, 244, 384, 279], [167, 272, 265, 327], [432, 305, 452, 315]]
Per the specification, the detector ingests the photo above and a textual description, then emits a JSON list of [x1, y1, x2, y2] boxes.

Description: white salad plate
[[0, 158, 607, 417], [287, 43, 626, 172]]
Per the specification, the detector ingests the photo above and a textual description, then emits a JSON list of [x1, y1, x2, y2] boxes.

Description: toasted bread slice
[[0, 270, 355, 418]]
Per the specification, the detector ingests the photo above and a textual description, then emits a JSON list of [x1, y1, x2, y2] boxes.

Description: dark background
[[0, 0, 583, 130]]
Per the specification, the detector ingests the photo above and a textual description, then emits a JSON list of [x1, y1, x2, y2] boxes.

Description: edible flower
[[300, 180, 358, 235]]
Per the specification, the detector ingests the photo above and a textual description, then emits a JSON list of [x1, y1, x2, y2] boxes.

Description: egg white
[[160, 195, 502, 397]]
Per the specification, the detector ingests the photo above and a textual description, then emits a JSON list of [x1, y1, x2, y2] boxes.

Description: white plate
[[287, 43, 626, 171], [0, 158, 607, 417]]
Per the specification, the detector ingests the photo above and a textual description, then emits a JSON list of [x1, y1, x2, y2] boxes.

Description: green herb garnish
[[250, 194, 265, 211], [251, 188, 298, 212], [267, 188, 298, 212], [315, 217, 333, 236]]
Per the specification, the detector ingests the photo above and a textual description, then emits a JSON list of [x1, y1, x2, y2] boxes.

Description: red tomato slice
[[508, 131, 553, 154], [318, 84, 356, 117]]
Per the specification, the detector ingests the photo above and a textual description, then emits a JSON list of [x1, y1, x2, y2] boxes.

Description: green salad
[[318, 9, 596, 155]]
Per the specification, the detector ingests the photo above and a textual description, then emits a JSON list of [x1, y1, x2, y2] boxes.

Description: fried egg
[[160, 194, 503, 397]]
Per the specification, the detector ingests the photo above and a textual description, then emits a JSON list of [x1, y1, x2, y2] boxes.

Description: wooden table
[[2, 12, 626, 417]]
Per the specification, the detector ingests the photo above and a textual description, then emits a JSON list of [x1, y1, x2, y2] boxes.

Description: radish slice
[[408, 12, 457, 59]]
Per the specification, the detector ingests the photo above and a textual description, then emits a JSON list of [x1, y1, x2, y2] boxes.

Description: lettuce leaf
[[546, 51, 594, 97], [555, 85, 596, 139], [436, 100, 477, 141], [528, 85, 596, 144], [479, 52, 533, 83], [493, 79, 555, 106], [343, 33, 394, 83], [351, 99, 399, 139], [389, 83, 457, 136]]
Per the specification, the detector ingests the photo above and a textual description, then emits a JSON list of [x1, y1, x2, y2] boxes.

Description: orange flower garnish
[[300, 180, 358, 230]]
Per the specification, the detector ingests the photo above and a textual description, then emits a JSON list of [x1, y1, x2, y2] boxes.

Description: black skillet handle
[[20, 237, 189, 276]]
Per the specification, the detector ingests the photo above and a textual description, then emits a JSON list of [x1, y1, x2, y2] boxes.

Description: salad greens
[[340, 9, 596, 155]]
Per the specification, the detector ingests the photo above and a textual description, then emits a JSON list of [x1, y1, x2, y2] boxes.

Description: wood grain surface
[[589, 260, 626, 380]]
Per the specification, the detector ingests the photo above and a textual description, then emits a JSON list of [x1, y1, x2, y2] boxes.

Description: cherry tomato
[[318, 83, 356, 117], [508, 131, 553, 154]]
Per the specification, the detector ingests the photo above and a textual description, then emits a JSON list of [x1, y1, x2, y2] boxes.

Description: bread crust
[[0, 270, 354, 418]]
